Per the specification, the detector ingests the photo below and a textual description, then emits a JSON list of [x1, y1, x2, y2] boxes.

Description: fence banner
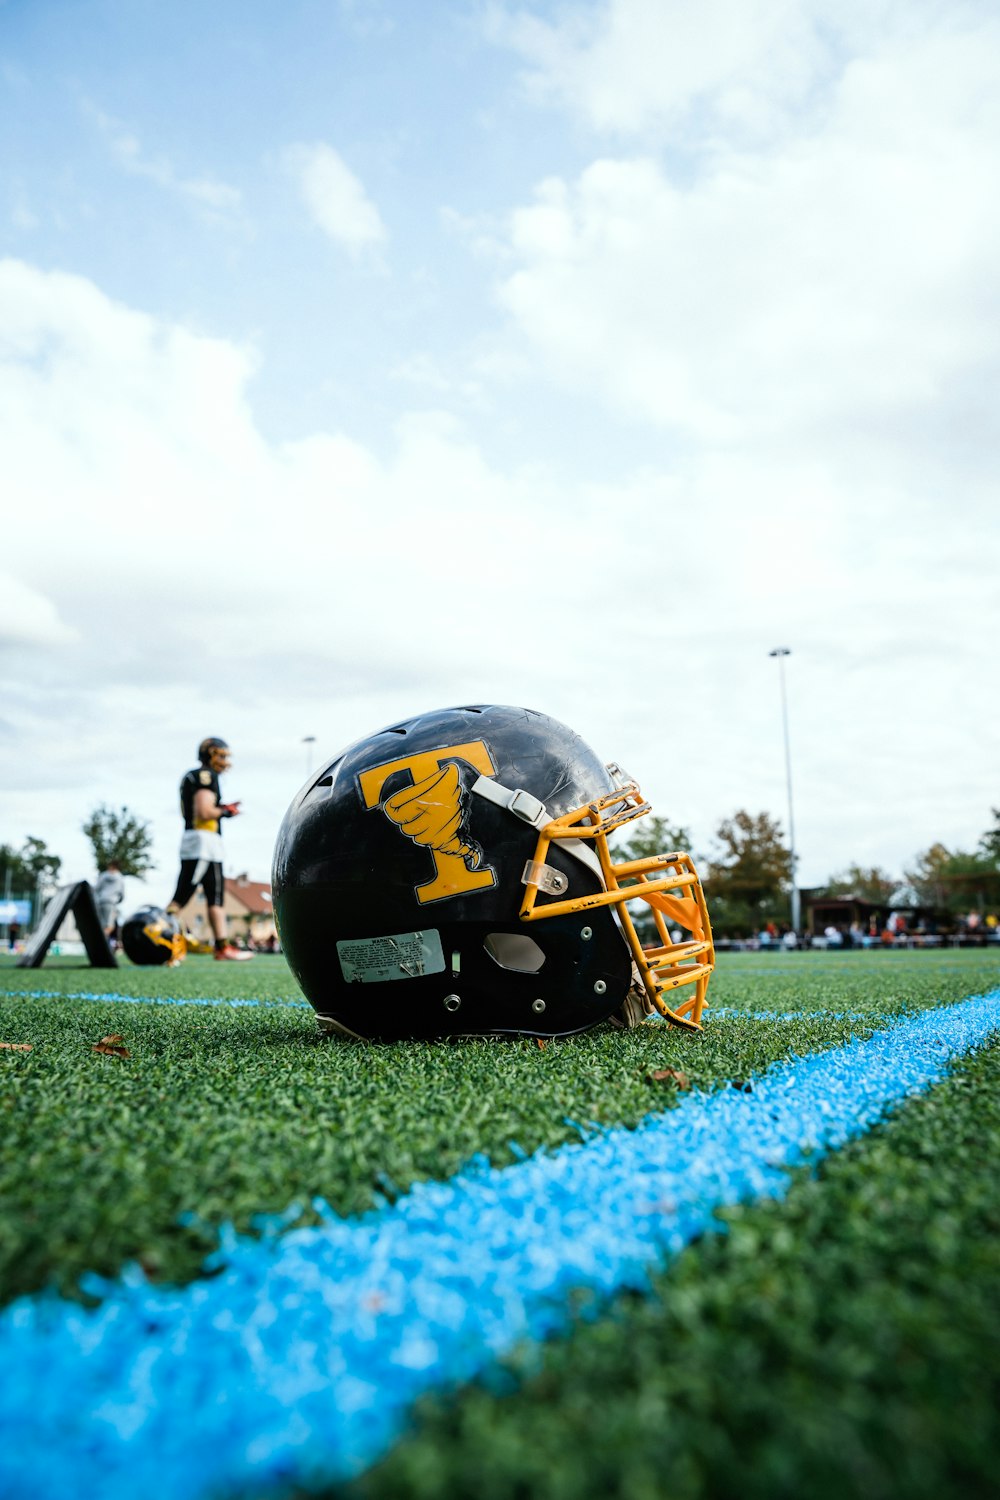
[[0, 900, 31, 925]]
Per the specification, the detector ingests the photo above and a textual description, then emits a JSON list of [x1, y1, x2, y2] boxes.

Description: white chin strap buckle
[[471, 774, 606, 886], [471, 775, 549, 829]]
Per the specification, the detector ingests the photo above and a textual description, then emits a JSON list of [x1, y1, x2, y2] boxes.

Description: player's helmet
[[121, 906, 184, 966], [272, 704, 714, 1041], [198, 737, 231, 774]]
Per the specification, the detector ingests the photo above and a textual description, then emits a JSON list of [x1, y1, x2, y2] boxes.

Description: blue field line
[[709, 1006, 870, 1021], [0, 990, 998, 1500], [0, 988, 312, 1009]]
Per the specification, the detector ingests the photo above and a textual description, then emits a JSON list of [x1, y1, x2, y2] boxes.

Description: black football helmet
[[272, 705, 714, 1041], [121, 905, 185, 966], [198, 737, 231, 774]]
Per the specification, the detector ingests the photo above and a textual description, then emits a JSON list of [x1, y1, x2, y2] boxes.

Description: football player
[[166, 736, 252, 961]]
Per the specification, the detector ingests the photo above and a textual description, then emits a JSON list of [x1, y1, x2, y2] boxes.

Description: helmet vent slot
[[484, 932, 546, 973]]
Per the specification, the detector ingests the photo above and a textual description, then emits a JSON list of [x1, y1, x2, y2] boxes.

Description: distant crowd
[[735, 910, 1000, 953]]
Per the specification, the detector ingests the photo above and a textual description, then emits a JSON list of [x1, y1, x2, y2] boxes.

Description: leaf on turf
[[536, 1038, 547, 1051], [93, 1035, 131, 1059], [0, 1041, 32, 1052], [647, 1068, 690, 1089]]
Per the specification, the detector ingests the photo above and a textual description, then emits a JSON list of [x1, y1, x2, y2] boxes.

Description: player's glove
[[219, 801, 242, 818]]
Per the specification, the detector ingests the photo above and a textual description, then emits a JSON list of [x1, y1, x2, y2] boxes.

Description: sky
[[1, 0, 998, 915]]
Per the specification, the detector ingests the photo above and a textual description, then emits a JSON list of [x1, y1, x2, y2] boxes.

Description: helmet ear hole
[[483, 932, 546, 973]]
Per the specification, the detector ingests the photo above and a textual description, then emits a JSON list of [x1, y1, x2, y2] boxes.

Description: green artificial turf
[[337, 1040, 1000, 1500], [0, 950, 997, 1306]]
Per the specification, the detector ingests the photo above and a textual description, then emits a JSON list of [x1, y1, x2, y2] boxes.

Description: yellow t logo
[[359, 740, 498, 904]]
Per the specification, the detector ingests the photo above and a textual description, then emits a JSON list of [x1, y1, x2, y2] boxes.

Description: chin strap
[[470, 776, 604, 881], [608, 968, 702, 1031], [608, 976, 655, 1030], [470, 775, 548, 827]]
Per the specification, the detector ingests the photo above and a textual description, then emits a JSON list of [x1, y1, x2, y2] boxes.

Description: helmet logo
[[359, 741, 498, 904]]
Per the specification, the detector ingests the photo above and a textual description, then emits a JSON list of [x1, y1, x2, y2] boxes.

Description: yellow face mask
[[199, 738, 232, 774], [516, 775, 714, 1031]]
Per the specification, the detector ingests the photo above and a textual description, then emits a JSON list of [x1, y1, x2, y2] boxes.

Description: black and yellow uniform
[[169, 765, 226, 909]]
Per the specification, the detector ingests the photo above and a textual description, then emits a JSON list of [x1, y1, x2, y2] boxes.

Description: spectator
[[94, 860, 125, 947]]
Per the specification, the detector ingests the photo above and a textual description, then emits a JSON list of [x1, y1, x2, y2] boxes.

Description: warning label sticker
[[336, 929, 446, 984]]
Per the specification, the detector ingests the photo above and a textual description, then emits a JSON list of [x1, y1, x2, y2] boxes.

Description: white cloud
[[492, 15, 1000, 472], [3, 0, 997, 922], [0, 575, 77, 649], [10, 195, 38, 231], [0, 233, 996, 895], [489, 0, 824, 142], [473, 2, 1000, 884], [285, 142, 387, 256], [92, 107, 242, 214], [489, 0, 995, 149], [0, 259, 651, 884]]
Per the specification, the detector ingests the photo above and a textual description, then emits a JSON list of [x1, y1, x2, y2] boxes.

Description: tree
[[610, 815, 693, 944], [820, 865, 897, 903], [0, 836, 62, 894], [82, 804, 155, 877], [906, 841, 1000, 914], [979, 808, 1000, 866], [705, 809, 792, 936], [0, 838, 62, 930], [610, 814, 692, 865], [905, 843, 953, 909]]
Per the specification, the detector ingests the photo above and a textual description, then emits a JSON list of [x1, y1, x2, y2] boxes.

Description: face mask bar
[[518, 780, 714, 1030], [199, 739, 232, 774], [142, 921, 186, 966]]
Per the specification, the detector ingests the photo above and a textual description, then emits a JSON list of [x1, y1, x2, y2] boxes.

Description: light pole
[[768, 648, 800, 934], [302, 736, 317, 778]]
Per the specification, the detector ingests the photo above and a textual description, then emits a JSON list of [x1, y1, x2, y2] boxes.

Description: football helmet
[[198, 737, 232, 774], [272, 705, 713, 1041], [121, 906, 185, 966]]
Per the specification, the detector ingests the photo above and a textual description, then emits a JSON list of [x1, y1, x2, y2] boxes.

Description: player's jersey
[[179, 766, 224, 860], [94, 869, 125, 908]]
